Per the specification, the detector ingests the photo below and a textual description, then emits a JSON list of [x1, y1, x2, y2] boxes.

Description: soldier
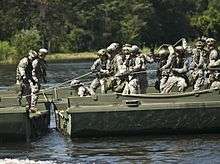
[[206, 38, 220, 68], [31, 48, 48, 112], [70, 80, 91, 97], [106, 42, 122, 91], [90, 49, 110, 94], [122, 45, 144, 94], [112, 46, 131, 92], [160, 46, 188, 93], [16, 50, 38, 112], [189, 40, 208, 91]]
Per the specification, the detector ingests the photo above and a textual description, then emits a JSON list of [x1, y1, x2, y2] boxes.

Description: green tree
[[11, 28, 41, 58]]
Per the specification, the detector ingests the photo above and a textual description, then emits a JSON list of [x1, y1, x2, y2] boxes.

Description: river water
[[0, 61, 220, 164]]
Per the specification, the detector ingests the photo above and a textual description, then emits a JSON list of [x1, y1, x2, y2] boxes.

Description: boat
[[53, 87, 220, 138], [0, 89, 52, 142]]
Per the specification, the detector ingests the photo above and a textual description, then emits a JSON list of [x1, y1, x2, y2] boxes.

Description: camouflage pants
[[161, 76, 187, 93], [18, 81, 40, 110], [190, 69, 205, 91], [122, 78, 139, 94], [210, 81, 220, 89], [90, 78, 108, 94], [30, 82, 40, 110]]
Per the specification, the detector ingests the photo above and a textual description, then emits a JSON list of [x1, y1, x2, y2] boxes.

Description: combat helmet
[[206, 38, 216, 46], [28, 50, 38, 59], [70, 79, 83, 88], [107, 43, 120, 52], [130, 45, 141, 54], [97, 49, 108, 57], [195, 40, 205, 49], [39, 48, 48, 58]]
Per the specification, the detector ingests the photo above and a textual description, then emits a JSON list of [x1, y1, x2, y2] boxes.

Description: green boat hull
[[54, 88, 220, 138], [0, 91, 51, 142]]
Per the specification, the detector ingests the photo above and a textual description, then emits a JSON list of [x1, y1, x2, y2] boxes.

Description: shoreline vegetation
[[0, 52, 98, 65], [0, 47, 152, 65]]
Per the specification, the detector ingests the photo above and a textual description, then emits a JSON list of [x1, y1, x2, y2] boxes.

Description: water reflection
[[1, 130, 219, 163]]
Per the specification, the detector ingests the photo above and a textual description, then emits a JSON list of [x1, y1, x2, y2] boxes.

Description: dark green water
[[0, 62, 219, 164]]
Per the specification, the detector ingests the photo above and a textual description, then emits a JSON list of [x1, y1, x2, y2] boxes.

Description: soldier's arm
[[32, 59, 39, 82], [209, 50, 219, 67], [90, 59, 100, 72], [18, 58, 28, 79], [145, 55, 154, 63], [161, 54, 175, 70], [131, 57, 142, 72]]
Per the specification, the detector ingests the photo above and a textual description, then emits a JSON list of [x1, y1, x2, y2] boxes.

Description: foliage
[[0, 41, 17, 61], [0, 0, 220, 62], [11, 28, 41, 58]]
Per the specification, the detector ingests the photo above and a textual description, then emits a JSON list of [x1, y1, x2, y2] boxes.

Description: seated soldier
[[207, 38, 220, 68], [70, 80, 91, 97], [188, 40, 207, 91], [160, 46, 188, 93]]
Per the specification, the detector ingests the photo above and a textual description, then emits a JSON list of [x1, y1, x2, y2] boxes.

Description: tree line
[[0, 0, 220, 61]]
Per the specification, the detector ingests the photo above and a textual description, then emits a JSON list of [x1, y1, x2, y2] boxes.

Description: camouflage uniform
[[16, 50, 38, 110], [207, 38, 220, 68], [90, 49, 110, 94], [30, 48, 48, 110], [123, 46, 145, 94], [71, 80, 91, 97], [160, 46, 188, 93], [106, 43, 125, 92], [189, 41, 208, 91]]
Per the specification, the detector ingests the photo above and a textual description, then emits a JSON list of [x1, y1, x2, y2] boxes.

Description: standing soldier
[[90, 49, 110, 94], [31, 48, 48, 112], [16, 50, 38, 112]]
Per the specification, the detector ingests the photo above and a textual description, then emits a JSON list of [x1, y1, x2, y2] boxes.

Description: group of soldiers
[[16, 48, 48, 113], [16, 37, 220, 111], [72, 37, 220, 97]]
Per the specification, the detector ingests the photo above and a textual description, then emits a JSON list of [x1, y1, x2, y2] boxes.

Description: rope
[[155, 38, 184, 54], [19, 71, 93, 99]]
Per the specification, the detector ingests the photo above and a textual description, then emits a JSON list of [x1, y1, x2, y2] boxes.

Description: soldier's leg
[[194, 77, 204, 91], [122, 81, 129, 94], [193, 69, 205, 91], [22, 82, 31, 110], [176, 77, 187, 92], [100, 78, 107, 94], [160, 76, 168, 93], [17, 82, 23, 106], [161, 76, 178, 93], [90, 78, 100, 95], [30, 82, 40, 112], [128, 79, 139, 94]]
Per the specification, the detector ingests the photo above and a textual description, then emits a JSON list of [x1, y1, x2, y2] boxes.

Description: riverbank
[[0, 52, 98, 65], [46, 52, 97, 63]]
